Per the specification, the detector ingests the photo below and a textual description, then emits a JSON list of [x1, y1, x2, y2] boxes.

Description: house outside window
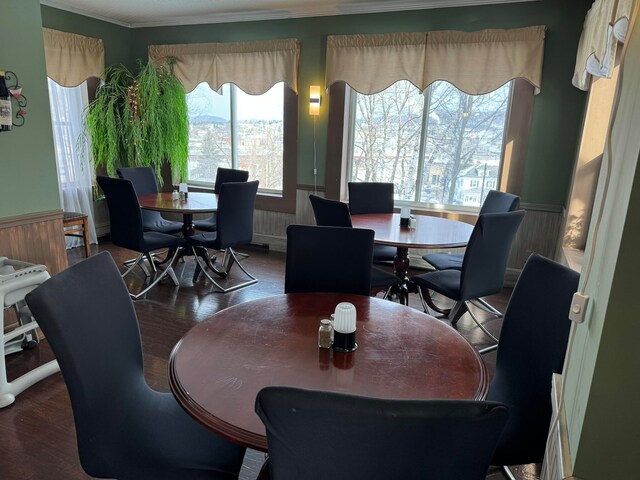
[[346, 80, 512, 210], [187, 82, 285, 194]]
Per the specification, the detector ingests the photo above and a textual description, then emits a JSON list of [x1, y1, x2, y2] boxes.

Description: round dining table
[[169, 292, 488, 451], [351, 213, 473, 303]]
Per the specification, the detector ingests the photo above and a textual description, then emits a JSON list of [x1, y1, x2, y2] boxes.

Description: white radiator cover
[[541, 374, 582, 480]]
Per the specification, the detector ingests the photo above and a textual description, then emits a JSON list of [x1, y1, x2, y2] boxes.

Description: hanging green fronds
[[84, 60, 189, 184]]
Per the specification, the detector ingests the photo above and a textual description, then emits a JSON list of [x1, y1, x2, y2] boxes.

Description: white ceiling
[[40, 0, 535, 28]]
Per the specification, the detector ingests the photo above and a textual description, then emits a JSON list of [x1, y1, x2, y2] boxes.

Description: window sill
[[561, 246, 584, 274]]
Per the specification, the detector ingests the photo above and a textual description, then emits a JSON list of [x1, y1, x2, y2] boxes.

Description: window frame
[[325, 79, 534, 215], [185, 85, 298, 214]]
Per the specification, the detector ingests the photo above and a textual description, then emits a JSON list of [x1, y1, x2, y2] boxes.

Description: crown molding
[[41, 0, 538, 29]]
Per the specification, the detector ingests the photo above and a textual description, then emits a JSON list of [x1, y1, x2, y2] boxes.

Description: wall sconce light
[[309, 85, 321, 116]]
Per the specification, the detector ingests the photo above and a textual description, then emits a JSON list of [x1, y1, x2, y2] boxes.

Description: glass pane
[[236, 83, 284, 191], [187, 83, 232, 184], [48, 79, 90, 188], [350, 81, 424, 201], [420, 81, 510, 208]]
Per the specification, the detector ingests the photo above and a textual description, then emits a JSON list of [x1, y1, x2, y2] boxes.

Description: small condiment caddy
[[317, 302, 357, 352]]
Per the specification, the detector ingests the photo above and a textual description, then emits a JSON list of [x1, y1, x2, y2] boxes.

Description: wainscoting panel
[[0, 210, 68, 275], [252, 189, 315, 251]]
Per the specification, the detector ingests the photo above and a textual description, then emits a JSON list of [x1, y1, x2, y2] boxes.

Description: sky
[[186, 82, 284, 121]]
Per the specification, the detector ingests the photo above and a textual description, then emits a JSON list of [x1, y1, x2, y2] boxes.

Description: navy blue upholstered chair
[[116, 167, 183, 235], [194, 167, 249, 232], [308, 195, 401, 297], [423, 190, 520, 272], [256, 386, 508, 480], [487, 254, 578, 479], [347, 182, 397, 262], [285, 224, 376, 296], [187, 180, 259, 293], [97, 175, 186, 299], [411, 210, 525, 351], [25, 252, 246, 480]]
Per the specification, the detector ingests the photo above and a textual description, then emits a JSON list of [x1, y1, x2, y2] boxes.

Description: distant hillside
[[189, 114, 229, 124]]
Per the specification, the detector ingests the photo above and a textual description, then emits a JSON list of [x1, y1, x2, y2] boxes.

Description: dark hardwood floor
[[0, 240, 540, 480]]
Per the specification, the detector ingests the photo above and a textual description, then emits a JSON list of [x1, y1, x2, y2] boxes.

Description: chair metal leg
[[465, 301, 499, 347], [193, 248, 258, 293], [470, 297, 503, 317], [130, 248, 182, 299], [144, 252, 158, 274], [501, 465, 517, 480], [121, 253, 145, 278]]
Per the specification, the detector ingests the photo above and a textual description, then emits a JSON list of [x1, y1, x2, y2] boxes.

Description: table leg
[[182, 213, 195, 237], [392, 247, 411, 305]]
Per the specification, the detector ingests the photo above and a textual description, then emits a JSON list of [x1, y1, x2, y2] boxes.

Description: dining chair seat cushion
[[422, 252, 464, 271], [187, 232, 218, 248], [411, 270, 462, 300], [371, 267, 401, 289], [141, 211, 184, 235], [141, 231, 186, 252], [193, 216, 217, 232], [373, 244, 397, 262]]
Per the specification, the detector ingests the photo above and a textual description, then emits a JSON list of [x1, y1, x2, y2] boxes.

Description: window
[[187, 82, 285, 194], [346, 80, 512, 209], [47, 79, 97, 246]]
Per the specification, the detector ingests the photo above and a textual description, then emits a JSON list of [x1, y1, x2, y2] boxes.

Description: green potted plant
[[84, 59, 188, 184]]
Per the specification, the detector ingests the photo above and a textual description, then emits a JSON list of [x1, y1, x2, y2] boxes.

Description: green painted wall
[[564, 11, 640, 477], [0, 0, 59, 218], [127, 0, 589, 206]]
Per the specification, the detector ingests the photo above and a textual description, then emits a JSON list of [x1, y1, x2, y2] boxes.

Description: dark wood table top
[[169, 292, 488, 451], [351, 213, 473, 249], [138, 192, 218, 214]]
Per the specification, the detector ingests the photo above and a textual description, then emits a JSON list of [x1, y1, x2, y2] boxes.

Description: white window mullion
[[414, 86, 431, 204], [230, 85, 239, 169]]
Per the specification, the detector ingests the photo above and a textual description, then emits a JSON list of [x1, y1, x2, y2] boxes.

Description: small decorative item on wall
[[0, 70, 27, 131]]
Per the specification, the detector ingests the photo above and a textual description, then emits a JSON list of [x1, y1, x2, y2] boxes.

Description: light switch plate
[[568, 292, 590, 323]]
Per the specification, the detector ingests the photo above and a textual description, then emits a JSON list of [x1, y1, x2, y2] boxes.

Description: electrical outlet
[[568, 292, 590, 323]]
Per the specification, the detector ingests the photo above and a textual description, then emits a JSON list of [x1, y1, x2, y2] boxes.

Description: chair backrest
[[97, 175, 145, 251], [309, 194, 353, 227], [214, 180, 259, 249], [347, 182, 394, 215], [479, 190, 520, 215], [285, 225, 373, 295], [488, 253, 579, 465], [214, 167, 249, 194], [256, 386, 509, 480], [459, 210, 525, 300], [116, 166, 159, 196], [25, 251, 146, 475]]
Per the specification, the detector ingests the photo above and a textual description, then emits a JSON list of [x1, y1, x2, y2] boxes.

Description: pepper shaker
[[318, 319, 333, 348]]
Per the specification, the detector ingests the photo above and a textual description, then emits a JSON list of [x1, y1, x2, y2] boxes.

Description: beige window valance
[[148, 39, 300, 94], [326, 26, 546, 95], [572, 0, 632, 91], [325, 33, 427, 95], [43, 28, 105, 87]]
